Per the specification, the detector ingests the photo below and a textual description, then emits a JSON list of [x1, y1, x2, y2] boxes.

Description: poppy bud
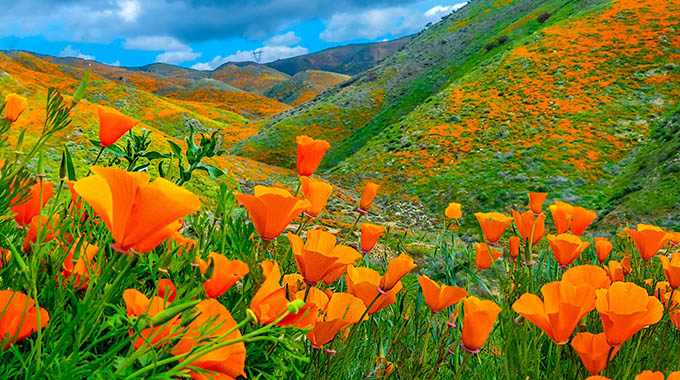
[[149, 300, 199, 327]]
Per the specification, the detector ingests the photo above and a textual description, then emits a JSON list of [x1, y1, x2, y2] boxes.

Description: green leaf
[[73, 65, 91, 102], [89, 138, 102, 148], [195, 164, 224, 179], [167, 140, 182, 157], [64, 145, 77, 180], [105, 144, 125, 158], [143, 151, 169, 160]]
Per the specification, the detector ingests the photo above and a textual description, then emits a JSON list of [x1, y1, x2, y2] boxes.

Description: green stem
[[340, 212, 363, 245], [454, 351, 471, 380]]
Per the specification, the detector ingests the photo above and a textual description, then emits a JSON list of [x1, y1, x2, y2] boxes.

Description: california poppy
[[299, 176, 332, 218], [61, 243, 100, 290], [359, 223, 386, 254], [23, 214, 63, 252], [445, 202, 462, 219], [375, 356, 395, 377], [307, 292, 366, 348], [98, 105, 139, 147], [570, 207, 597, 236], [250, 260, 315, 328], [512, 281, 596, 344], [669, 293, 680, 331], [571, 332, 618, 375], [621, 255, 632, 275], [282, 273, 306, 295], [235, 185, 310, 241], [624, 224, 670, 261], [172, 299, 247, 380], [509, 236, 520, 259], [197, 252, 249, 298], [288, 229, 361, 285], [475, 242, 503, 271], [634, 371, 665, 380], [594, 237, 613, 263], [296, 135, 331, 177], [380, 253, 416, 292], [659, 253, 680, 289], [461, 296, 501, 353], [547, 234, 590, 268], [157, 279, 177, 302], [603, 261, 625, 282], [561, 265, 611, 291], [346, 265, 401, 315], [512, 209, 546, 246], [74, 166, 201, 254], [10, 181, 54, 226], [359, 183, 380, 212], [293, 286, 330, 311], [549, 201, 574, 234], [595, 281, 663, 346], [167, 231, 198, 256], [122, 289, 178, 350], [0, 290, 50, 349], [474, 212, 513, 244], [3, 93, 28, 122], [418, 275, 467, 313], [528, 192, 548, 215]]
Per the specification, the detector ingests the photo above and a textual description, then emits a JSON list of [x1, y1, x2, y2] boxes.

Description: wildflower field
[[1, 71, 680, 380]]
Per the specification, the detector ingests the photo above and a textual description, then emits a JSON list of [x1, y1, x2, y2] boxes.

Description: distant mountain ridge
[[264, 36, 412, 76]]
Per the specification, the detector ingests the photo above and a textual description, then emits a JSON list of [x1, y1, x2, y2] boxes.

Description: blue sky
[[0, 0, 467, 70]]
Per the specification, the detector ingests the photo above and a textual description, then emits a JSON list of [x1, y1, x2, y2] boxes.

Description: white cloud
[[107, 60, 121, 66], [191, 56, 228, 71], [264, 31, 301, 46], [123, 36, 188, 51], [156, 49, 201, 64], [320, 2, 468, 42], [117, 0, 141, 23], [59, 45, 95, 60]]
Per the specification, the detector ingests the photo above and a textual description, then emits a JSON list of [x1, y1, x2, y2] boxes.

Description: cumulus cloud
[[156, 49, 201, 64], [0, 0, 421, 44], [59, 45, 95, 60], [123, 35, 200, 65], [191, 31, 307, 70], [320, 2, 467, 42]]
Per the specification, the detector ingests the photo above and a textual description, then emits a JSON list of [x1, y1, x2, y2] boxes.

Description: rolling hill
[[233, 0, 680, 227], [265, 70, 351, 106]]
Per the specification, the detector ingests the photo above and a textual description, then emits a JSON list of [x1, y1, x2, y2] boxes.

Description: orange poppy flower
[[346, 265, 401, 315], [299, 176, 332, 218], [250, 260, 315, 328], [621, 255, 632, 275], [167, 231, 198, 256], [123, 289, 179, 350], [570, 207, 597, 236], [296, 135, 331, 176], [603, 261, 625, 282], [0, 290, 50, 349], [549, 201, 574, 234], [509, 236, 520, 259], [288, 229, 361, 285], [97, 105, 139, 147], [585, 377, 612, 380], [375, 356, 395, 376], [512, 281, 596, 344], [635, 371, 665, 380], [475, 242, 503, 271], [594, 237, 613, 263], [293, 286, 330, 311], [571, 332, 618, 376], [235, 185, 310, 241], [512, 209, 546, 246], [624, 224, 670, 261], [667, 290, 680, 330], [528, 192, 548, 214], [670, 372, 680, 380], [547, 234, 590, 268], [418, 275, 467, 313], [197, 252, 249, 298], [461, 296, 501, 353], [595, 281, 663, 346], [659, 253, 680, 289], [0, 248, 10, 269], [445, 202, 462, 219], [380, 253, 416, 292], [73, 166, 201, 254], [61, 243, 100, 290], [474, 212, 513, 244], [562, 265, 611, 290], [3, 93, 28, 122], [157, 279, 177, 302], [172, 299, 247, 380], [359, 223, 386, 254], [307, 292, 366, 349], [23, 214, 63, 252], [282, 273, 306, 295], [10, 181, 54, 226], [359, 182, 380, 213], [668, 231, 680, 246]]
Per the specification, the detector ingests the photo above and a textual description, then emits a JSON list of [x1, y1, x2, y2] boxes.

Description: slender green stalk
[[453, 351, 471, 380]]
